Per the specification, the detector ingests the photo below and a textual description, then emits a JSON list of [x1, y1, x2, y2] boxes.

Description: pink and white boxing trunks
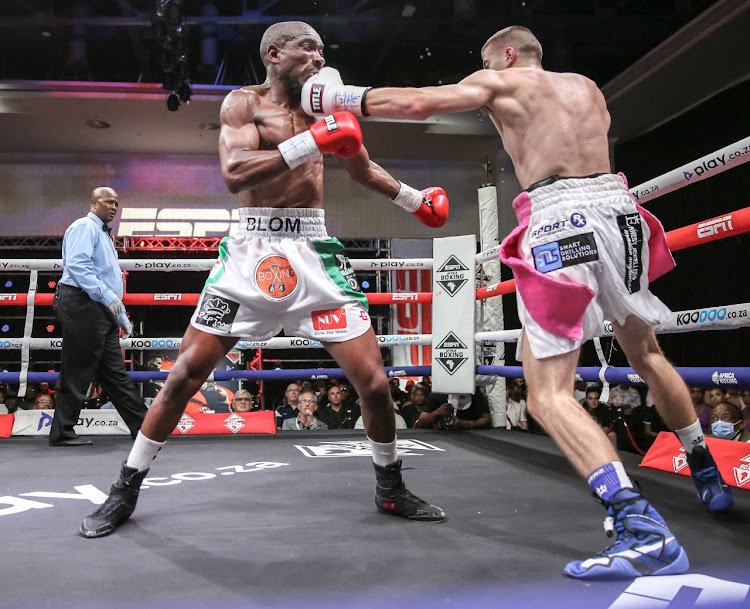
[[500, 173, 676, 360], [190, 207, 371, 343]]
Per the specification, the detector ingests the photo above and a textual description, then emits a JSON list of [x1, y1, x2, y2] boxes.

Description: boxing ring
[[1, 137, 750, 608]]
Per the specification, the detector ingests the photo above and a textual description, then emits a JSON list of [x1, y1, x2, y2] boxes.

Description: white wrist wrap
[[335, 85, 371, 116], [278, 130, 321, 169], [392, 182, 423, 213]]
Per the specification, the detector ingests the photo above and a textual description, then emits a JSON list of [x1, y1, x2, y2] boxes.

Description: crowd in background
[[3, 377, 750, 445]]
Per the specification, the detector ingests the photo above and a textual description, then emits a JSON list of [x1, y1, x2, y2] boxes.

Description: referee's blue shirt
[[59, 212, 128, 325]]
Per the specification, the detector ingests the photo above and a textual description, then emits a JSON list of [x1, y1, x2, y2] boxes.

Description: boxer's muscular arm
[[219, 90, 290, 194], [364, 70, 499, 121], [337, 146, 400, 198]]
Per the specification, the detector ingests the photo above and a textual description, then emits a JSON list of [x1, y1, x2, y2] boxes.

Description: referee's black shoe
[[374, 459, 446, 522], [80, 462, 149, 538]]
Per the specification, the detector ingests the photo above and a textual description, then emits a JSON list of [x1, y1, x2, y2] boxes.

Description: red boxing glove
[[309, 112, 362, 158], [278, 111, 362, 169], [392, 183, 449, 228]]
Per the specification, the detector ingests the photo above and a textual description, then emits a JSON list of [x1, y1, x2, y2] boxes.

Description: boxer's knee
[[358, 376, 392, 414], [159, 356, 211, 406]]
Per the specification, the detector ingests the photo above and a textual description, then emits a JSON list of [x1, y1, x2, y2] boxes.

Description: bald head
[[259, 21, 322, 68], [482, 26, 542, 66], [90, 186, 119, 223], [92, 186, 117, 203]]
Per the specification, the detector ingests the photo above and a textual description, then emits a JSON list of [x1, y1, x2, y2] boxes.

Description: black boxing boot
[[374, 459, 446, 522], [80, 462, 149, 538]]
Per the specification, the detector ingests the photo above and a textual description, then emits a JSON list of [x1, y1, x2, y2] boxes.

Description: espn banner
[[431, 235, 476, 394], [641, 432, 750, 490]]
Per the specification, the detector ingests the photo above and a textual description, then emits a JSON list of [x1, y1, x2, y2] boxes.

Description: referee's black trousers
[[49, 285, 147, 442]]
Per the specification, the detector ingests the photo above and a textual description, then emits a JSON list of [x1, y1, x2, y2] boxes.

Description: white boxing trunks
[[190, 207, 371, 342], [499, 173, 676, 360]]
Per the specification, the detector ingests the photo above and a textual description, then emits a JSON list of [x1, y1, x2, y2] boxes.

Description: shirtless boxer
[[300, 25, 732, 579], [80, 21, 448, 539]]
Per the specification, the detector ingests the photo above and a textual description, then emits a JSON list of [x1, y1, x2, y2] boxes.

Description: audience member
[[573, 380, 588, 404], [398, 384, 429, 428], [608, 383, 643, 411], [707, 401, 750, 442], [312, 380, 328, 407], [582, 385, 617, 449], [725, 389, 742, 408], [17, 385, 39, 410], [706, 387, 726, 408], [275, 382, 301, 429], [231, 389, 258, 413], [34, 394, 55, 410], [641, 404, 671, 448], [317, 385, 360, 430], [689, 386, 711, 432], [388, 379, 407, 410], [416, 390, 492, 430], [506, 379, 528, 431], [281, 391, 328, 431], [355, 410, 408, 430], [338, 382, 359, 407], [3, 390, 19, 414]]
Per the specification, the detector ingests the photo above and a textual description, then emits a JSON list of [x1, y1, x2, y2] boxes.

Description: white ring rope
[[0, 258, 434, 272], [628, 135, 750, 204], [1, 301, 746, 351]]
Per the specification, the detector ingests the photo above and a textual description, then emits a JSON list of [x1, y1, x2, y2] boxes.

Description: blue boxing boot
[[685, 445, 733, 512], [564, 488, 689, 580]]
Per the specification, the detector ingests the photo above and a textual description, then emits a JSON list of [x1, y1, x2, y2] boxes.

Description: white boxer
[[500, 173, 676, 360], [191, 207, 371, 342]]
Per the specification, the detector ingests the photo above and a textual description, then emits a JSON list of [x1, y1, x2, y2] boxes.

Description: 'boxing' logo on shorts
[[617, 213, 643, 294], [195, 295, 240, 333], [255, 256, 299, 301]]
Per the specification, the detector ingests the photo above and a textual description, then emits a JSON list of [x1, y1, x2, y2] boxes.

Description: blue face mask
[[712, 420, 738, 439]]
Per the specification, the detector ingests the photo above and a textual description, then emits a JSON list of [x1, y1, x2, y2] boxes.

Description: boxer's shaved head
[[482, 26, 542, 64], [259, 21, 322, 68]]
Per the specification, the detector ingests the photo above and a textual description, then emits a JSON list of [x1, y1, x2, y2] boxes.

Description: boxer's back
[[487, 68, 612, 189]]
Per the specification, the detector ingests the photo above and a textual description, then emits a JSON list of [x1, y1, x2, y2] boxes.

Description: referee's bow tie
[[102, 223, 112, 235]]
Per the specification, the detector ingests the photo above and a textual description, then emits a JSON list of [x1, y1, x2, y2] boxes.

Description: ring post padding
[[431, 235, 475, 394]]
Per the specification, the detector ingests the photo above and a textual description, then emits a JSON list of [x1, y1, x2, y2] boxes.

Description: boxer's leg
[[613, 315, 732, 512], [519, 336, 688, 579], [80, 327, 237, 538], [324, 328, 445, 522]]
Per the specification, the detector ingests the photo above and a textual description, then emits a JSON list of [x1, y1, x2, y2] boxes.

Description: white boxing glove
[[301, 67, 371, 117]]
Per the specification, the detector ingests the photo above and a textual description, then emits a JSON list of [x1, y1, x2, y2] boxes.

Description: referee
[[49, 187, 147, 446]]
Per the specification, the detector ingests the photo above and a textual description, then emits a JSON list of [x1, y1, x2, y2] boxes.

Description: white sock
[[126, 432, 165, 472], [674, 419, 706, 454], [369, 436, 398, 467]]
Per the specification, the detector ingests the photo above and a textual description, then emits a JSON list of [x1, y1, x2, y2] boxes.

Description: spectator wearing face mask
[[707, 401, 750, 442]]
